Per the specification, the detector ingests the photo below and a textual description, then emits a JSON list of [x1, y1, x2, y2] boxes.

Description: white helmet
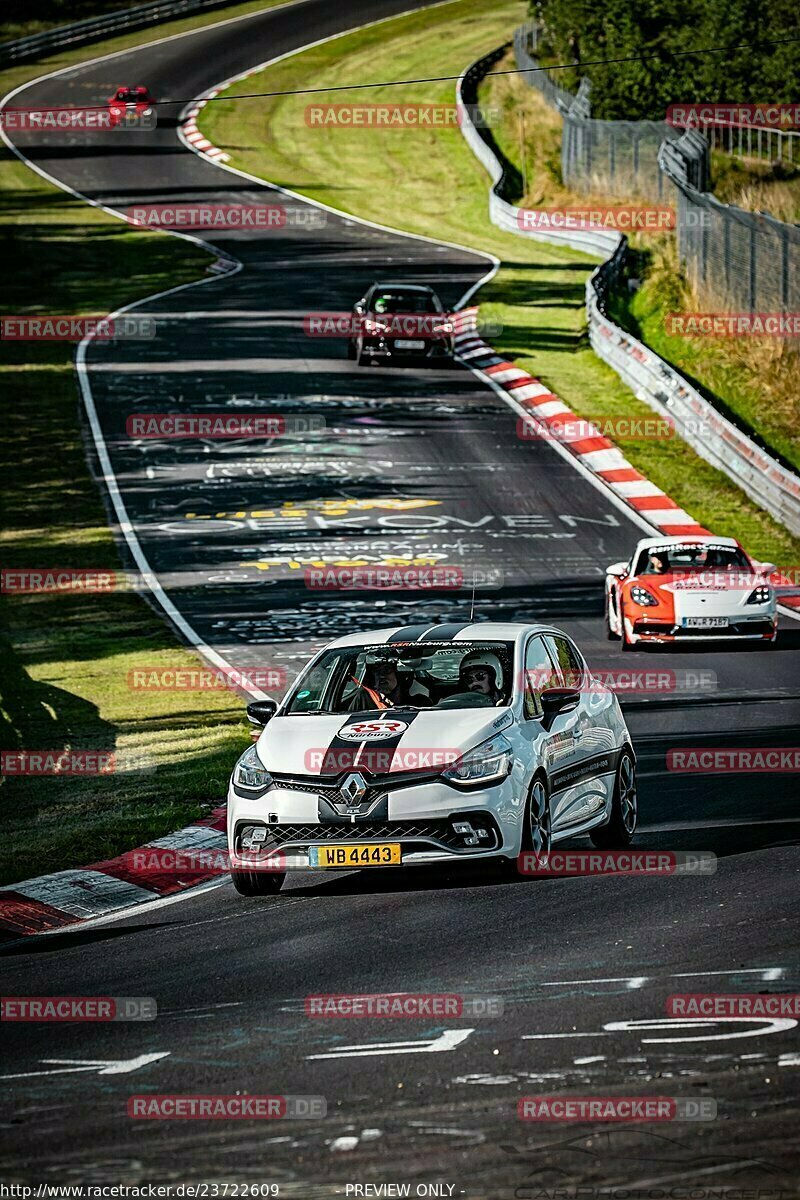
[[459, 650, 504, 690]]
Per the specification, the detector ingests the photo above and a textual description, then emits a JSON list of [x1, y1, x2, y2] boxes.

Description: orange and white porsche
[[605, 536, 777, 650]]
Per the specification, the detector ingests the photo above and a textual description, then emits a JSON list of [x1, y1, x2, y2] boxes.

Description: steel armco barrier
[[456, 46, 800, 537], [0, 0, 244, 67]]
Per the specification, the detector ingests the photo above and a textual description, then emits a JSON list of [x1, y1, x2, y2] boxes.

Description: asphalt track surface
[[2, 0, 799, 1191]]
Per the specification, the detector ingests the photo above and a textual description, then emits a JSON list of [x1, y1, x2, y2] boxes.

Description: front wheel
[[590, 749, 637, 848], [231, 868, 285, 896], [522, 775, 553, 856], [620, 605, 636, 652]]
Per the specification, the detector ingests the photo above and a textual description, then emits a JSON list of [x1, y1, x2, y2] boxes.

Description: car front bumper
[[227, 774, 522, 869]]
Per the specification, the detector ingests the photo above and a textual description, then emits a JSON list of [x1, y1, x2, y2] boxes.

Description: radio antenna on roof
[[469, 571, 476, 623]]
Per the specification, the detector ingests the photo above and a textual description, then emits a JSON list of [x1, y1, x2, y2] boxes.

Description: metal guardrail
[[456, 51, 621, 259], [0, 0, 244, 67], [455, 46, 800, 538]]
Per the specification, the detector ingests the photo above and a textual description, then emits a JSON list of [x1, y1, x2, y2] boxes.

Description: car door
[[518, 635, 585, 831], [541, 633, 610, 835]]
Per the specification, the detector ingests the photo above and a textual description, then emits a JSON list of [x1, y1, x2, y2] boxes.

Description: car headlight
[[746, 585, 772, 605], [234, 743, 273, 791], [630, 585, 658, 606], [441, 734, 513, 789]]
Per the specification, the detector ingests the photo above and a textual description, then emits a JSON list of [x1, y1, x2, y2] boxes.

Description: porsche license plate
[[394, 339, 425, 350], [309, 843, 401, 868], [684, 616, 728, 628]]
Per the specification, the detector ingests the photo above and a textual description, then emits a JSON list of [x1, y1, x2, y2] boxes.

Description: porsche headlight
[[235, 743, 273, 791], [746, 585, 772, 605], [630, 585, 658, 607], [441, 734, 513, 789]]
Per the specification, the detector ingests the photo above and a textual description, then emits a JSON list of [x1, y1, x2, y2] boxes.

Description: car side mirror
[[607, 561, 628, 578], [246, 699, 278, 728], [540, 686, 581, 729], [758, 562, 777, 576]]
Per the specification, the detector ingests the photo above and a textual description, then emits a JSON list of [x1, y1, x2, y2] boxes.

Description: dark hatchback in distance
[[348, 282, 454, 366]]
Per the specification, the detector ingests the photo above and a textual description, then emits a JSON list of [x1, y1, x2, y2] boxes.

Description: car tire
[[605, 590, 619, 640], [590, 748, 637, 848], [522, 774, 553, 857], [231, 868, 285, 896]]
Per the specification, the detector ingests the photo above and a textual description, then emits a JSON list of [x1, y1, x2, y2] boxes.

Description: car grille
[[271, 769, 444, 807], [238, 821, 499, 853]]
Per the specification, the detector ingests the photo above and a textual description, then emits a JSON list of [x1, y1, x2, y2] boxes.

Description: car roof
[[368, 282, 436, 293], [635, 534, 739, 551], [325, 623, 561, 649]]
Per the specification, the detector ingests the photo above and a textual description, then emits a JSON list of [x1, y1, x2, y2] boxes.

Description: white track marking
[[306, 1028, 474, 1059], [0, 1052, 170, 1080]]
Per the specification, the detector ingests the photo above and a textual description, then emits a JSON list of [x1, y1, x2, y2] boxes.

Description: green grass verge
[[200, 0, 800, 570], [0, 1, 301, 887]]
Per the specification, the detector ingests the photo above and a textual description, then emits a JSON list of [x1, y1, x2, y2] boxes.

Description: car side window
[[543, 635, 585, 690], [523, 637, 559, 719]]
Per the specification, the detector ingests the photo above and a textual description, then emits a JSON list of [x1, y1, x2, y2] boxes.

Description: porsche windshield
[[636, 543, 750, 576], [284, 642, 515, 714]]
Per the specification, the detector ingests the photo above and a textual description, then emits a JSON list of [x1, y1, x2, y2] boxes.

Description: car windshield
[[370, 291, 439, 314], [636, 543, 750, 576], [283, 641, 515, 714], [117, 89, 147, 101]]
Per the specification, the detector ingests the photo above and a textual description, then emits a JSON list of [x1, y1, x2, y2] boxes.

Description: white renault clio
[[227, 622, 637, 894]]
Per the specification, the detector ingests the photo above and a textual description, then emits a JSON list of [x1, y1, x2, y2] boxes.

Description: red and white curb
[[452, 310, 800, 610], [182, 88, 230, 161], [0, 806, 228, 941]]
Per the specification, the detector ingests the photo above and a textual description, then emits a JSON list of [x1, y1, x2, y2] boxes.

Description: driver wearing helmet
[[458, 650, 505, 705], [358, 654, 431, 709]]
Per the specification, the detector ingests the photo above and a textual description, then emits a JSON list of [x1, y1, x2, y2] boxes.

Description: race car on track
[[107, 85, 156, 128], [227, 622, 637, 894], [605, 535, 777, 650], [348, 282, 454, 366]]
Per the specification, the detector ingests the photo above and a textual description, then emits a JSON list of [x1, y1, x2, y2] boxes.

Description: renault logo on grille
[[339, 772, 368, 805]]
